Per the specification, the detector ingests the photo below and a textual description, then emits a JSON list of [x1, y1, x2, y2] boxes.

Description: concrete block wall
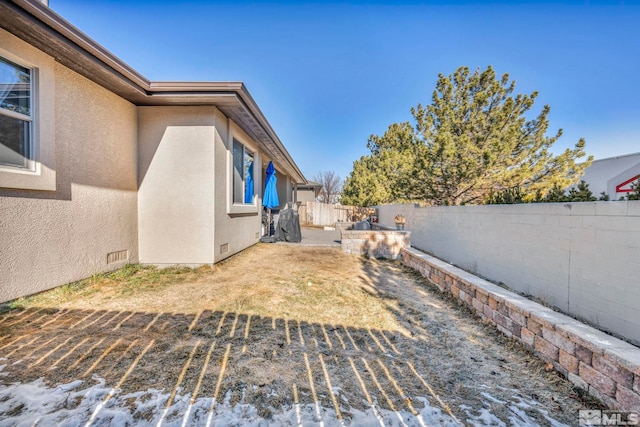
[[402, 247, 640, 412], [341, 230, 410, 260], [377, 202, 640, 345]]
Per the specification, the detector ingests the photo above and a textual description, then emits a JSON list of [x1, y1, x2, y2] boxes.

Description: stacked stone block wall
[[402, 247, 640, 412], [341, 230, 410, 260]]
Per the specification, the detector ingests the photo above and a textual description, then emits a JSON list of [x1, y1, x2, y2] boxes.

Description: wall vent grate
[[107, 250, 129, 265]]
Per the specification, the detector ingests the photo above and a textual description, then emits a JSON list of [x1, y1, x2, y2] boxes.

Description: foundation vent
[[220, 243, 229, 254], [107, 250, 129, 265]]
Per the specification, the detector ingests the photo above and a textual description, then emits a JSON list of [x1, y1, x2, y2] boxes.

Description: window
[[0, 56, 32, 169], [0, 42, 55, 191], [232, 139, 254, 204]]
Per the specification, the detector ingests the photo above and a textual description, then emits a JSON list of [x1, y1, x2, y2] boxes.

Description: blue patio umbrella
[[263, 161, 279, 236], [244, 161, 254, 204], [263, 161, 279, 209]]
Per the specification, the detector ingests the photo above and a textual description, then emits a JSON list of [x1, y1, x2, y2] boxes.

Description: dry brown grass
[[11, 244, 403, 332]]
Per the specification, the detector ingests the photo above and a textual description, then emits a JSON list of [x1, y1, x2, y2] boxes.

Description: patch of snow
[[541, 413, 572, 427], [0, 374, 572, 427], [481, 392, 506, 405], [462, 406, 508, 427], [506, 404, 540, 427], [461, 393, 572, 427], [0, 377, 466, 427]]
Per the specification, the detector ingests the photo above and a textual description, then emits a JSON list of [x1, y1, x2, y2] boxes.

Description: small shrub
[[485, 186, 526, 204], [628, 177, 640, 200]]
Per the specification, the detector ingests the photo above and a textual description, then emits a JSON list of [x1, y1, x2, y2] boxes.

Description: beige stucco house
[[0, 0, 306, 302]]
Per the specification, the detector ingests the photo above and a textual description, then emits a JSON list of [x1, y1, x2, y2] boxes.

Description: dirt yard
[[0, 244, 600, 425]]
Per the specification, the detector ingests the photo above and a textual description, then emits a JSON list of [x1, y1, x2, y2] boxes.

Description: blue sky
[[52, 0, 640, 182]]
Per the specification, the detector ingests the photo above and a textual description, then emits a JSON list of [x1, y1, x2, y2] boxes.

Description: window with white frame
[[232, 138, 254, 204], [0, 55, 32, 169]]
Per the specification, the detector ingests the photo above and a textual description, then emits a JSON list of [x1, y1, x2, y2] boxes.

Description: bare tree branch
[[313, 171, 342, 204]]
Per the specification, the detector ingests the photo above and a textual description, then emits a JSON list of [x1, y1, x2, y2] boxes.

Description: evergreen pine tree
[[343, 65, 592, 206]]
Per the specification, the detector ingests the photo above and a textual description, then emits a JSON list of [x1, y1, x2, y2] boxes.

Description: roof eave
[[0, 0, 307, 184], [144, 83, 306, 183]]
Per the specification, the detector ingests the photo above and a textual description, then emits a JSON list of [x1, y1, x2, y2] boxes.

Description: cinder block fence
[[376, 202, 640, 346]]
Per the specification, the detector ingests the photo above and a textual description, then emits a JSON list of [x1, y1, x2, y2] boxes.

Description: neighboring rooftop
[[579, 152, 640, 198]]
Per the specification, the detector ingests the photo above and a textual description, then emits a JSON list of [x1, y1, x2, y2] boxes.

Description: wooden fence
[[298, 202, 357, 226]]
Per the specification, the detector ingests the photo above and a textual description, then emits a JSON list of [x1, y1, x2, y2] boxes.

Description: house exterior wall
[[137, 106, 216, 265], [0, 29, 138, 302], [1, 12, 306, 300], [138, 107, 278, 265], [377, 202, 640, 345], [213, 115, 263, 262], [276, 172, 292, 209], [296, 188, 317, 203]]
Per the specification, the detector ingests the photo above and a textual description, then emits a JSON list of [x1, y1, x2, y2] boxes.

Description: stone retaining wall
[[340, 230, 410, 260], [401, 247, 640, 412]]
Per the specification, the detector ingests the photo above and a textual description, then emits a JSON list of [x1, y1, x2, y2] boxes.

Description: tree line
[[485, 180, 640, 204], [341, 65, 595, 207]]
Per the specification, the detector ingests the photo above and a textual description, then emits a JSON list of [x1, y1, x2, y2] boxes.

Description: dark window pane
[[0, 113, 29, 167], [0, 57, 30, 116]]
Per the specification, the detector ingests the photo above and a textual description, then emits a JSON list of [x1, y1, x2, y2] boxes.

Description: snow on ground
[[0, 371, 571, 427]]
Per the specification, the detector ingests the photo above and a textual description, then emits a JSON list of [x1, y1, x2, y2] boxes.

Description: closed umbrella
[[244, 161, 254, 203], [263, 161, 279, 235]]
